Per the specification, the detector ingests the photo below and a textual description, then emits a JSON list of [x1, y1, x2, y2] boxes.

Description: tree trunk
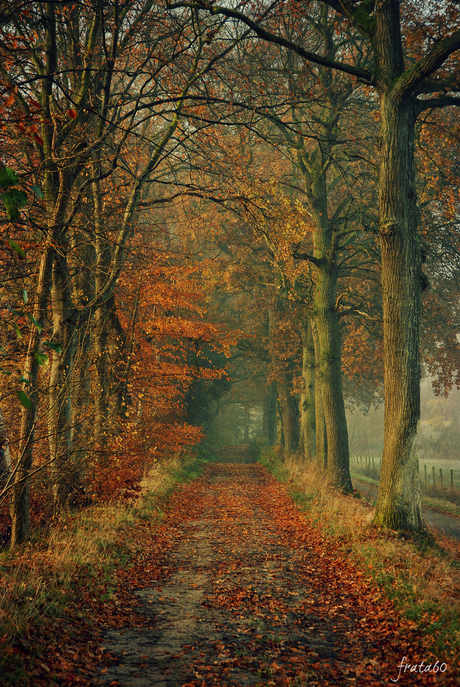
[[373, 92, 423, 530], [92, 169, 112, 445], [371, 1, 424, 531], [313, 261, 352, 491], [68, 232, 93, 484], [92, 294, 126, 441], [48, 253, 78, 509], [10, 242, 55, 546], [299, 318, 316, 460], [93, 302, 110, 444], [277, 373, 300, 454], [70, 328, 91, 483], [107, 297, 127, 427], [294, 108, 352, 487], [311, 296, 327, 467], [0, 406, 11, 491], [268, 305, 299, 455]]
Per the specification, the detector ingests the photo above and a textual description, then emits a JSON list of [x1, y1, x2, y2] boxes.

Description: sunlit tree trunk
[[92, 167, 110, 445], [93, 295, 126, 441]]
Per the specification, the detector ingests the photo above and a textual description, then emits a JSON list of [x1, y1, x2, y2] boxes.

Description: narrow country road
[[353, 479, 460, 541], [98, 462, 457, 686]]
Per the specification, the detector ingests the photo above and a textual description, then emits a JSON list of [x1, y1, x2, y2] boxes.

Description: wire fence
[[350, 455, 460, 493]]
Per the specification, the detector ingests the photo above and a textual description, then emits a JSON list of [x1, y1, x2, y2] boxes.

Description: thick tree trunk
[[371, 1, 424, 531], [299, 319, 316, 460], [10, 242, 55, 546], [314, 262, 352, 491], [373, 93, 423, 530]]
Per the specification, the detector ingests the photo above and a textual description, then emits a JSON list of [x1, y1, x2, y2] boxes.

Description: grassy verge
[[350, 468, 460, 518], [422, 494, 460, 518], [0, 452, 208, 684], [260, 450, 460, 659]]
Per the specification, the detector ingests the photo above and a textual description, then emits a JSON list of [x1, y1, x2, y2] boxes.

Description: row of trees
[[0, 0, 242, 546], [178, 0, 460, 532], [173, 0, 460, 532], [1, 0, 460, 541]]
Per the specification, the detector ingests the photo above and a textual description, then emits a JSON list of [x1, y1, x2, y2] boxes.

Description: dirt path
[[98, 464, 457, 686]]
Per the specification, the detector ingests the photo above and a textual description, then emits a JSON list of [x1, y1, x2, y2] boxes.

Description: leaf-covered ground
[[9, 461, 459, 686]]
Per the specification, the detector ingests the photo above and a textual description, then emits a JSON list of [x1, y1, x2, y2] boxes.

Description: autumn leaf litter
[[92, 462, 458, 687]]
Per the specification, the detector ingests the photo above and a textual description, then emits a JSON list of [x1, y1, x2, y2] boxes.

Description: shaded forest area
[[1, 0, 460, 547]]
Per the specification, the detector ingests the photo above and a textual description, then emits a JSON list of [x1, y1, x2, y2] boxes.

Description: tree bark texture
[[48, 252, 79, 508], [311, 320, 327, 467], [373, 0, 424, 530], [373, 93, 423, 530], [313, 262, 352, 491], [299, 319, 316, 460], [10, 242, 55, 546]]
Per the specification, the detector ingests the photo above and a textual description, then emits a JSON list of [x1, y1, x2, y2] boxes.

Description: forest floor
[[3, 452, 459, 686]]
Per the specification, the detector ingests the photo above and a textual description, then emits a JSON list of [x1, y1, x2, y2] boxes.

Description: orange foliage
[[106, 238, 234, 476]]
